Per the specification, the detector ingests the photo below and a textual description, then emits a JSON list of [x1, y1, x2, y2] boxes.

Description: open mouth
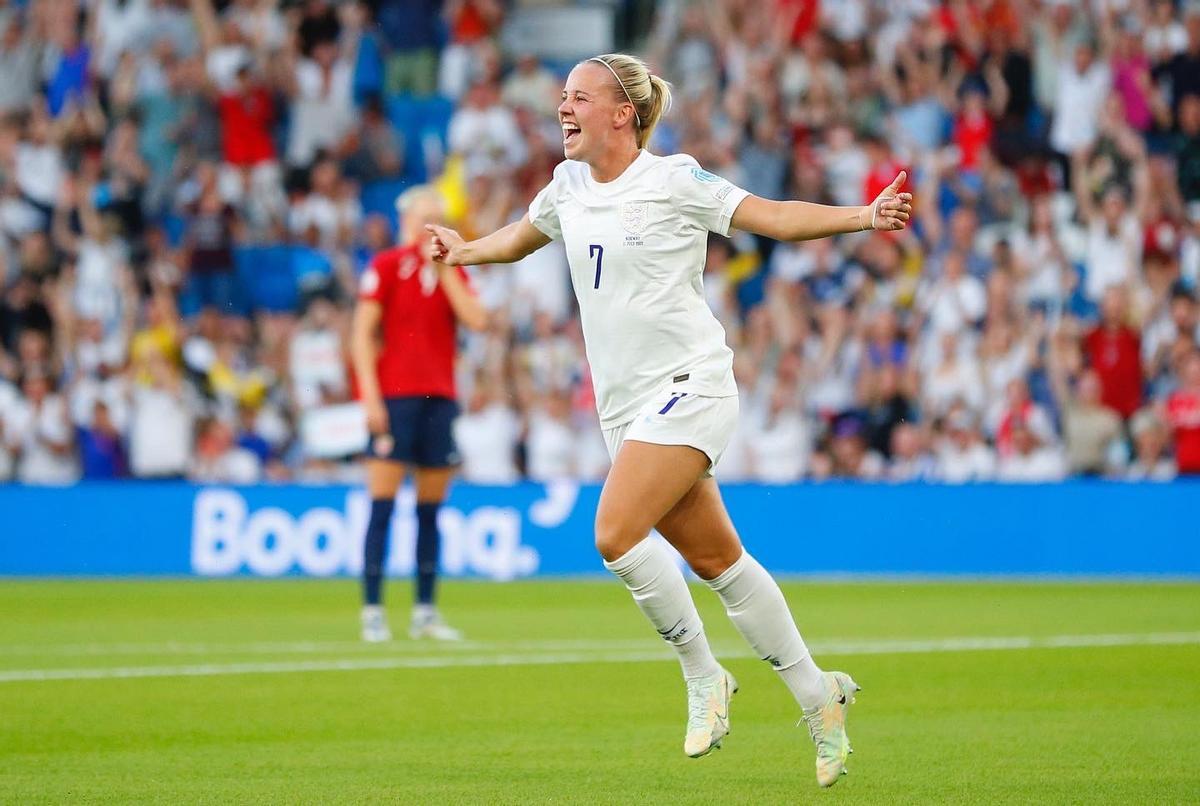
[[562, 122, 580, 145]]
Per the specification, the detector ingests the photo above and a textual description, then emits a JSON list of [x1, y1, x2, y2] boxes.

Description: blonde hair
[[586, 53, 672, 150], [395, 184, 443, 216]]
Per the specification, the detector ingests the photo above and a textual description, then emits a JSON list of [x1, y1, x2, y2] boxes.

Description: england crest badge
[[620, 201, 648, 235]]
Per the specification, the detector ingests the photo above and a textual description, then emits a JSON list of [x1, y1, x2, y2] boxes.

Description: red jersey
[[863, 159, 908, 205], [1084, 325, 1143, 418], [953, 110, 993, 171], [218, 88, 276, 166], [775, 0, 818, 45], [358, 244, 471, 399], [1167, 389, 1200, 474]]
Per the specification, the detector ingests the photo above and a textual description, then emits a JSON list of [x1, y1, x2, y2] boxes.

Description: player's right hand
[[364, 399, 389, 435], [425, 224, 465, 265]]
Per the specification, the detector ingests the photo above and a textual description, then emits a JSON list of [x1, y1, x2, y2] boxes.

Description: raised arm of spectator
[[1045, 320, 1075, 416], [427, 216, 552, 266], [1128, 137, 1152, 222], [336, 1, 366, 68], [982, 58, 1010, 118], [116, 264, 139, 345], [51, 178, 80, 256], [809, 306, 849, 387], [76, 183, 106, 242], [48, 266, 77, 372], [938, 60, 967, 112], [730, 171, 912, 240], [190, 0, 222, 55], [1094, 5, 1118, 59], [878, 59, 905, 107], [1070, 149, 1097, 222]]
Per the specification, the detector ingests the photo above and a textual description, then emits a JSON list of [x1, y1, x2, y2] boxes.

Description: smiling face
[[558, 62, 634, 162]]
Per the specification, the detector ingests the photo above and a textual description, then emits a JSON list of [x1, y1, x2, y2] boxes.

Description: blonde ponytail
[[642, 73, 672, 149], [586, 53, 673, 150]]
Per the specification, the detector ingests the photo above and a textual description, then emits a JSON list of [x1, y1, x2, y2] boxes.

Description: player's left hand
[[863, 171, 913, 232]]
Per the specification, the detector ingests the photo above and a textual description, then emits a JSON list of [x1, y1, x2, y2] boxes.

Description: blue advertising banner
[[1, 482, 1198, 578]]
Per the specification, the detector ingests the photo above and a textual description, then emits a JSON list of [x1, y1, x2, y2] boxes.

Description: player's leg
[[595, 439, 728, 756], [656, 477, 860, 787], [408, 396, 463, 640], [409, 466, 461, 640], [361, 455, 406, 642]]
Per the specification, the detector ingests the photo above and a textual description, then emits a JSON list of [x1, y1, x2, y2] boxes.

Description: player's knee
[[593, 511, 640, 562], [685, 547, 740, 582]]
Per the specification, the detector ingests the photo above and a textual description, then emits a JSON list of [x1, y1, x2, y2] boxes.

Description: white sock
[[604, 537, 723, 681], [706, 552, 828, 710]]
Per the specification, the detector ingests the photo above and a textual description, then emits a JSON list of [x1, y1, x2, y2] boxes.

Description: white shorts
[[602, 390, 739, 477]]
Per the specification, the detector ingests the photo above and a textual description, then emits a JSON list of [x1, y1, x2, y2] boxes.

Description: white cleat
[[409, 607, 463, 641], [800, 671, 861, 787], [360, 605, 392, 643], [684, 668, 738, 758]]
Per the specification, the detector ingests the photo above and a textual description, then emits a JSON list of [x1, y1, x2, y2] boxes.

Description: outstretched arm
[[731, 171, 913, 241], [426, 216, 550, 266]]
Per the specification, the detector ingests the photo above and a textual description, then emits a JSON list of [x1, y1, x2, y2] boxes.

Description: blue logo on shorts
[[691, 167, 721, 183]]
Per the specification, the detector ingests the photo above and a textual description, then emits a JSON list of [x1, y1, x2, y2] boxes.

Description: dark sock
[[415, 502, 441, 605], [363, 498, 395, 606]]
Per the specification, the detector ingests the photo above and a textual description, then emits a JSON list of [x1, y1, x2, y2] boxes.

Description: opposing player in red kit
[[351, 185, 487, 641]]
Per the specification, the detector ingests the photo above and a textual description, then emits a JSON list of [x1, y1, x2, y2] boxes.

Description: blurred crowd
[[2, 0, 1200, 486]]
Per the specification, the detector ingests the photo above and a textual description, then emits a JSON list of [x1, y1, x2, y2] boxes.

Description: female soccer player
[[352, 185, 487, 642], [427, 54, 911, 786]]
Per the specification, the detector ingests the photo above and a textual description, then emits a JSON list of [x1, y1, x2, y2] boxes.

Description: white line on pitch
[[0, 638, 656, 657], [0, 631, 1198, 683], [0, 651, 676, 682]]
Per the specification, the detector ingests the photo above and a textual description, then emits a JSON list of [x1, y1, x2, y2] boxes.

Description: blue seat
[[235, 245, 298, 313], [386, 94, 456, 184], [361, 177, 413, 232], [353, 33, 384, 102]]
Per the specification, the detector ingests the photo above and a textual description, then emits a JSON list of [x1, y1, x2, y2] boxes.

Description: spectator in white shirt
[[525, 391, 575, 481], [887, 422, 936, 481], [129, 351, 193, 478], [289, 297, 347, 410], [1010, 195, 1070, 312], [921, 251, 987, 334], [923, 331, 984, 417], [188, 416, 261, 483], [447, 80, 527, 180], [288, 158, 361, 250], [995, 414, 1067, 482], [500, 54, 559, 119], [286, 37, 359, 167], [1123, 406, 1177, 481], [1049, 41, 1111, 158], [453, 379, 520, 484], [935, 409, 997, 483], [14, 103, 63, 221], [0, 378, 18, 480], [1082, 187, 1143, 302], [747, 385, 810, 483], [8, 368, 79, 484], [1145, 0, 1189, 62]]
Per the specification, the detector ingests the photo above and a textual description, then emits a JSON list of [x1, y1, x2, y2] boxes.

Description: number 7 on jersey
[[589, 244, 604, 289]]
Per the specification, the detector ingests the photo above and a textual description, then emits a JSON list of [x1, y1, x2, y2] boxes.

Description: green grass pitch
[[2, 578, 1198, 803]]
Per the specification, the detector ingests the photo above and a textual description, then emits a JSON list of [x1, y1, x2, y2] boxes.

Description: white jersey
[[528, 150, 748, 428]]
